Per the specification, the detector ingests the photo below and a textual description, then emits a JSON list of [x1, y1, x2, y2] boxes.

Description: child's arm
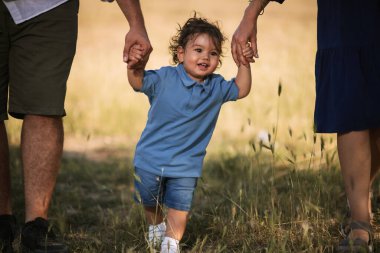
[[128, 68, 144, 91], [235, 45, 253, 99], [127, 45, 146, 90]]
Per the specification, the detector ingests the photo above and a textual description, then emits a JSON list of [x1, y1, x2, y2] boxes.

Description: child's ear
[[177, 46, 184, 63]]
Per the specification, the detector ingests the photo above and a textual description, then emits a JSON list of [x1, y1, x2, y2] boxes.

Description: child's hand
[[242, 42, 255, 64], [128, 44, 147, 69]]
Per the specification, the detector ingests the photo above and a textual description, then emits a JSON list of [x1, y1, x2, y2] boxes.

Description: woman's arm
[[232, 0, 284, 66]]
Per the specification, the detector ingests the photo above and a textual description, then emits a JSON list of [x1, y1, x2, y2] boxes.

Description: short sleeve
[[221, 78, 239, 103], [140, 70, 161, 101]]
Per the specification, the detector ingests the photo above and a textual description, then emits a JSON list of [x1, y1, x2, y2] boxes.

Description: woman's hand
[[232, 0, 271, 66], [232, 18, 258, 66]]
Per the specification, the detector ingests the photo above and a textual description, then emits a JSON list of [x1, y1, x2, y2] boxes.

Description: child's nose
[[202, 53, 209, 60]]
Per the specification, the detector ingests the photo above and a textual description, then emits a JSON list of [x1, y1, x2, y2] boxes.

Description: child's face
[[177, 33, 220, 83]]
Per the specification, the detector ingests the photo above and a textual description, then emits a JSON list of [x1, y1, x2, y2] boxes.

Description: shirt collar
[[176, 64, 211, 93]]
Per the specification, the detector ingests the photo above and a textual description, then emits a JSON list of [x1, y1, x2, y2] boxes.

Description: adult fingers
[[231, 38, 240, 67], [249, 32, 259, 59], [243, 51, 254, 59], [237, 42, 249, 65], [134, 37, 152, 64], [123, 35, 135, 63]]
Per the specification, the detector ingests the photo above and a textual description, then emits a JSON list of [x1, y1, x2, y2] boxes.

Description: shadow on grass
[[8, 146, 380, 252]]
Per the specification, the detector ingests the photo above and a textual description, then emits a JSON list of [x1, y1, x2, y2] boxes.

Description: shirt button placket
[[189, 84, 203, 110]]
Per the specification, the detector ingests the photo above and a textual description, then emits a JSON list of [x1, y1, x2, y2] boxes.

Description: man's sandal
[[337, 221, 374, 253]]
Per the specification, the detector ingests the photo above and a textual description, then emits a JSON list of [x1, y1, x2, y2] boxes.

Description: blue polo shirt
[[134, 64, 239, 177]]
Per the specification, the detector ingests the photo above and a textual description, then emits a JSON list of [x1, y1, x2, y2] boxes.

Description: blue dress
[[314, 0, 380, 133]]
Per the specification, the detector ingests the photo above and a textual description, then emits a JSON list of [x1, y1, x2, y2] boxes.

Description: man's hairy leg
[[21, 115, 64, 222], [0, 121, 12, 215]]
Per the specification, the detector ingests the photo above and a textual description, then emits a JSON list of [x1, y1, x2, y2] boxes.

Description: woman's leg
[[368, 128, 380, 217], [338, 130, 371, 241], [370, 128, 380, 184]]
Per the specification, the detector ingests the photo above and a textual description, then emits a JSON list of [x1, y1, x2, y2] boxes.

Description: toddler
[[127, 15, 253, 253]]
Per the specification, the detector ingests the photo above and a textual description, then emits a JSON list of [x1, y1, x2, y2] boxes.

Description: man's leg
[[20, 115, 68, 253], [0, 121, 11, 215], [21, 115, 63, 222], [0, 121, 17, 253], [0, 0, 11, 218]]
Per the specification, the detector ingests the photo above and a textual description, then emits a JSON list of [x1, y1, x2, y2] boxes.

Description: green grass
[[9, 138, 379, 253]]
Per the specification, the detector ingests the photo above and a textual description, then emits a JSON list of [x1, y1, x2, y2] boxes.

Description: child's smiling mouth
[[198, 63, 209, 70]]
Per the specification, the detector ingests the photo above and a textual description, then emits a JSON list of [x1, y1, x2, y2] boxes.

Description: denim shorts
[[134, 167, 198, 211]]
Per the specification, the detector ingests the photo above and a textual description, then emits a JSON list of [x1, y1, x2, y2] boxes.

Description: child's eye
[[211, 52, 219, 56], [195, 48, 202, 53]]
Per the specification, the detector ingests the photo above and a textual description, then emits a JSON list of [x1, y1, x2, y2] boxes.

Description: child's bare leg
[[338, 130, 371, 241], [160, 208, 188, 253], [161, 177, 197, 252], [144, 206, 166, 248], [145, 206, 164, 225], [165, 208, 188, 240]]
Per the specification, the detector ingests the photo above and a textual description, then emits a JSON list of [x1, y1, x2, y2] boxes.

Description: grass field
[[9, 144, 380, 252], [5, 0, 380, 252]]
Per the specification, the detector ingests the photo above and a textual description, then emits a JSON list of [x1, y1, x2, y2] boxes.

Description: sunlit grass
[[6, 0, 318, 155]]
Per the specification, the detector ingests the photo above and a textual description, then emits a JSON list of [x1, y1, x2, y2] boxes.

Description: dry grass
[[5, 0, 321, 157]]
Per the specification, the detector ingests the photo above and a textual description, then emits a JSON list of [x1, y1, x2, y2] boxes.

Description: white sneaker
[[160, 236, 180, 253], [148, 222, 166, 248]]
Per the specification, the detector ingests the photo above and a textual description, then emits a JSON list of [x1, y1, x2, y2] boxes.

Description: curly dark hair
[[169, 13, 226, 65]]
